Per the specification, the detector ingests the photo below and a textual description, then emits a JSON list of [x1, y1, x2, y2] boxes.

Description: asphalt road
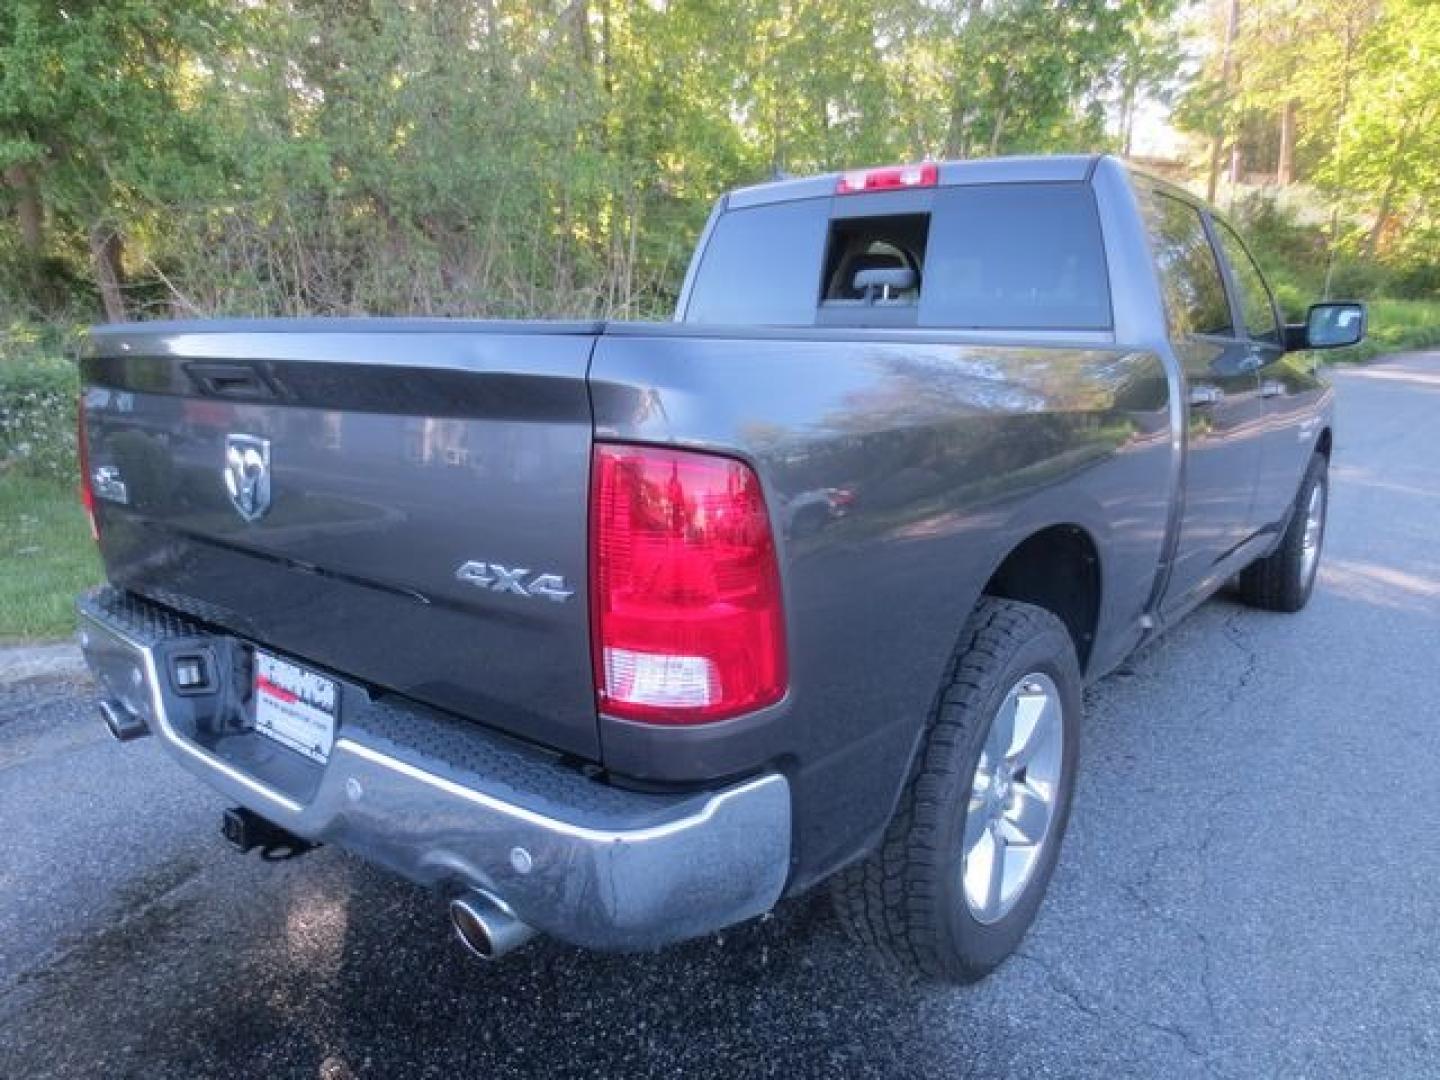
[[3, 351, 1440, 1080]]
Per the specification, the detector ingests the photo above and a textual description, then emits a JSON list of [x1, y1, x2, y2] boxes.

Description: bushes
[[1232, 193, 1325, 285], [1324, 260, 1393, 302], [0, 326, 81, 485], [1233, 190, 1440, 315], [1385, 257, 1440, 301]]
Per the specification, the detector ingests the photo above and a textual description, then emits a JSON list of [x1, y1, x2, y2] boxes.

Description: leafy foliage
[[1, 0, 1183, 322], [0, 343, 76, 483], [0, 0, 1435, 321], [1177, 0, 1440, 298]]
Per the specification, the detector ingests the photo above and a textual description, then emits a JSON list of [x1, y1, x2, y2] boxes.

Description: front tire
[[832, 598, 1081, 983], [1238, 452, 1328, 613]]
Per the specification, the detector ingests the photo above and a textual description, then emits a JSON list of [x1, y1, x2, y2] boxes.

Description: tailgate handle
[[186, 363, 276, 400]]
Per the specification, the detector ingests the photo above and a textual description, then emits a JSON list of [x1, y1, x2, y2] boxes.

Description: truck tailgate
[[81, 321, 602, 760]]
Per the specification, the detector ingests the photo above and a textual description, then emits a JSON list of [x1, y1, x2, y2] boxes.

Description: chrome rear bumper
[[77, 588, 791, 951]]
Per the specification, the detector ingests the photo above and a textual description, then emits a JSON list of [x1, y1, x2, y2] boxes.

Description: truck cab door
[[1211, 215, 1309, 536], [1138, 189, 1265, 613]]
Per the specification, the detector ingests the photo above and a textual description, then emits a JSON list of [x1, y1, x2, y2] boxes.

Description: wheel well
[[983, 525, 1101, 672], [1316, 427, 1333, 460]]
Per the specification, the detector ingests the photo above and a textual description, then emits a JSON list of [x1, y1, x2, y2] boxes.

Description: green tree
[[0, 0, 229, 320], [1326, 0, 1440, 263], [888, 0, 1178, 160]]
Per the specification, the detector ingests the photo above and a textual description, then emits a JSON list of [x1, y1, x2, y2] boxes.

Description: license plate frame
[[252, 650, 338, 764]]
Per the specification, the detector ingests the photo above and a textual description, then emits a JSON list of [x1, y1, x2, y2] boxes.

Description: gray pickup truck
[[75, 154, 1364, 982]]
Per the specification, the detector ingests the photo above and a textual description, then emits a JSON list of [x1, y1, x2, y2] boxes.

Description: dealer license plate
[[252, 650, 337, 764]]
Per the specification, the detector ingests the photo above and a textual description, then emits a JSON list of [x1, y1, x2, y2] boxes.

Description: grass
[[0, 474, 101, 642], [1327, 298, 1440, 363], [1262, 261, 1440, 364]]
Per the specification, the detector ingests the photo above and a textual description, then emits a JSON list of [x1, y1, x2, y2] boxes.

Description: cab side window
[[1214, 218, 1281, 344], [1139, 189, 1234, 339]]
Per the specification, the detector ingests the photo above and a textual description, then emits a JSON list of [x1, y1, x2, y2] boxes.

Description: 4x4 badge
[[455, 561, 573, 603], [224, 434, 272, 522]]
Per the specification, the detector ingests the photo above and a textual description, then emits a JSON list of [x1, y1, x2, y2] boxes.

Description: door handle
[[1188, 385, 1224, 408], [185, 362, 277, 401], [1260, 379, 1285, 399], [1241, 349, 1267, 373]]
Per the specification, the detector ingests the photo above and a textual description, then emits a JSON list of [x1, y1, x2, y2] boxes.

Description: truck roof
[[725, 154, 1103, 210]]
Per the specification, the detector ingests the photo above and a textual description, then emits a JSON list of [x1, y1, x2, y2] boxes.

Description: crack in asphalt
[[1011, 949, 1225, 1074]]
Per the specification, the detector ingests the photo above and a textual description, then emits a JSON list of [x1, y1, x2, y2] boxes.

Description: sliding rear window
[[684, 182, 1111, 331]]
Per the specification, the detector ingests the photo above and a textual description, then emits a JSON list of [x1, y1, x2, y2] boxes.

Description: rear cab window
[[683, 183, 1112, 332]]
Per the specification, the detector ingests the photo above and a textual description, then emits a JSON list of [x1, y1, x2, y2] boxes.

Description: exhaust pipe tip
[[99, 698, 149, 742], [449, 890, 536, 961]]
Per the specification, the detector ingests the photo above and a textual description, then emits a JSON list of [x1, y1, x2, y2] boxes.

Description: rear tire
[[832, 598, 1081, 983], [1238, 452, 1328, 613]]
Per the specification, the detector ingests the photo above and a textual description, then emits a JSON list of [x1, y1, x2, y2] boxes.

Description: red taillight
[[590, 443, 787, 724], [836, 162, 938, 194], [76, 394, 98, 541]]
